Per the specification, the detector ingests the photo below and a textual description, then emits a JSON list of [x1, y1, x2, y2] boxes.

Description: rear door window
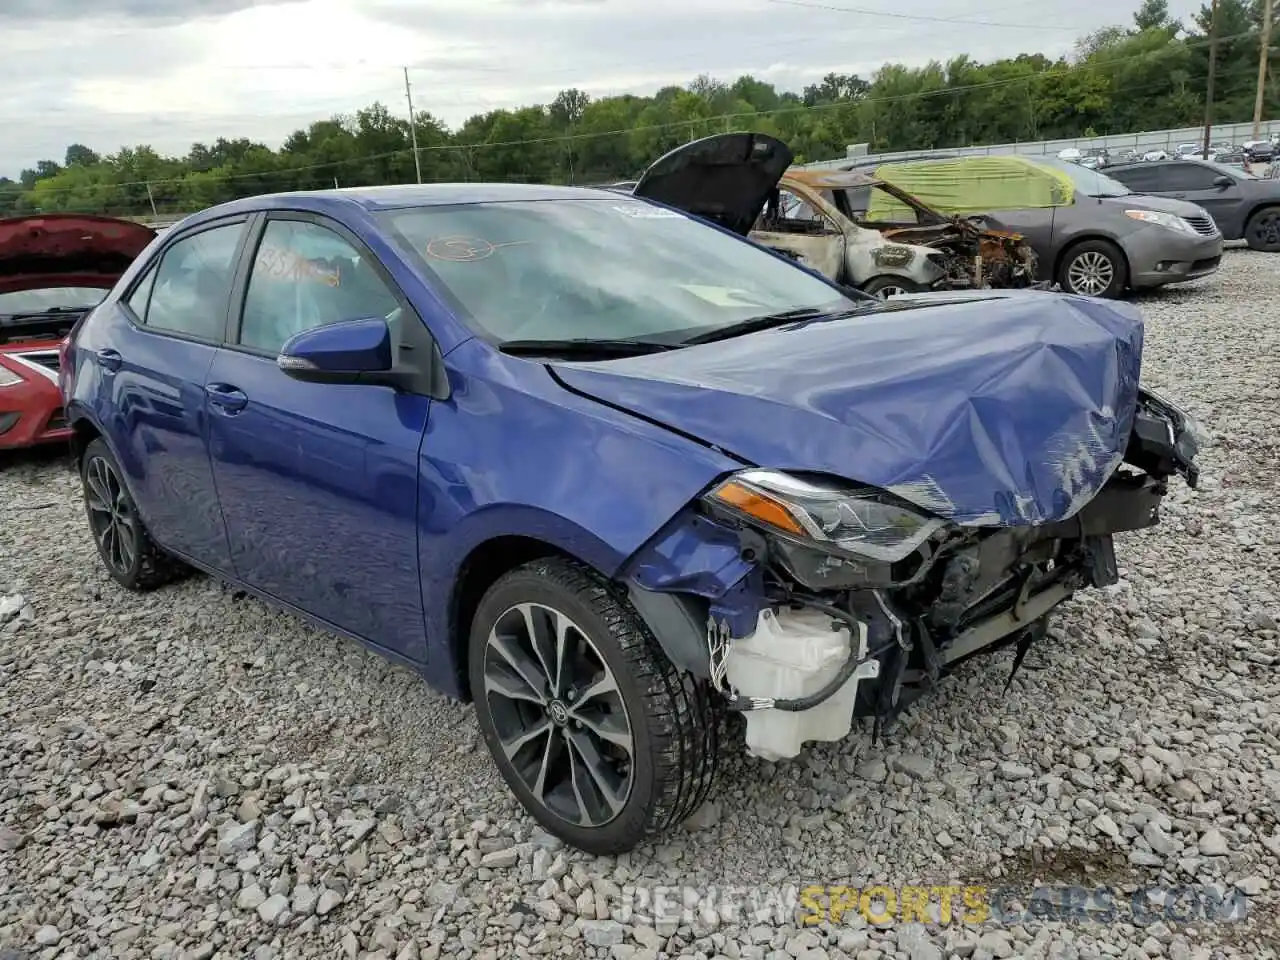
[[131, 222, 245, 341]]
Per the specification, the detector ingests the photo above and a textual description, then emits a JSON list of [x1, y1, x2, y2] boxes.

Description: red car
[[1, 214, 156, 450]]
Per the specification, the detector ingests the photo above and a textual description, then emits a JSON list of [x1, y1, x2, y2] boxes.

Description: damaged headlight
[[703, 468, 945, 563]]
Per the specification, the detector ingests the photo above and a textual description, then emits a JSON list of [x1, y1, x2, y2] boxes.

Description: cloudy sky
[[3, 0, 1201, 177]]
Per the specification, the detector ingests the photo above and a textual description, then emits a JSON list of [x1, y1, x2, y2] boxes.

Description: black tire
[[1057, 239, 1127, 298], [1244, 206, 1280, 252], [80, 438, 187, 591], [469, 557, 719, 855], [862, 275, 926, 298]]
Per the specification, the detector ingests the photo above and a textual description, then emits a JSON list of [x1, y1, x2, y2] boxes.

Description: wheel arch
[[447, 533, 600, 702], [1244, 201, 1280, 235], [68, 412, 102, 468], [1053, 235, 1131, 291]]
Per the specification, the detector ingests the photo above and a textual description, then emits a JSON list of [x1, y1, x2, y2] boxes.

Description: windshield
[[1030, 156, 1132, 197], [0, 286, 108, 315], [378, 198, 861, 345]]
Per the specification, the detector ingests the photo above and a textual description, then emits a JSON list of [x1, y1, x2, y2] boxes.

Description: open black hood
[[632, 132, 794, 236]]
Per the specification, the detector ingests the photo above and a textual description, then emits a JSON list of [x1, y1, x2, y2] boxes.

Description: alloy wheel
[[1251, 211, 1280, 248], [876, 284, 910, 298], [481, 602, 635, 827], [84, 455, 137, 576], [1066, 251, 1115, 296]]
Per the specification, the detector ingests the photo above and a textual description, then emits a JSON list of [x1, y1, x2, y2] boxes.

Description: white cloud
[[2, 0, 1202, 176]]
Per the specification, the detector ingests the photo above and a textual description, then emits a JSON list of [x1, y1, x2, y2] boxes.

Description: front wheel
[[1245, 206, 1280, 252], [861, 275, 926, 299], [80, 438, 186, 591], [468, 558, 719, 855], [1057, 240, 1127, 298]]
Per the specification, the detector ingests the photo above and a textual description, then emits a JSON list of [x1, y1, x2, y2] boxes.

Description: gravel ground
[[2, 249, 1278, 960]]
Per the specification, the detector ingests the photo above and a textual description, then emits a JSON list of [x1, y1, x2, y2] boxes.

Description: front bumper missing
[[694, 392, 1201, 755]]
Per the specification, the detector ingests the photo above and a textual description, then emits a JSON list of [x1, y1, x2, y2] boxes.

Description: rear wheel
[[1057, 240, 1127, 298], [1245, 206, 1280, 252], [469, 558, 719, 854], [862, 276, 925, 298], [80, 438, 186, 591]]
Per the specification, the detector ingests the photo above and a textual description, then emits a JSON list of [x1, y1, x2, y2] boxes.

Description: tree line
[[2, 0, 1275, 218]]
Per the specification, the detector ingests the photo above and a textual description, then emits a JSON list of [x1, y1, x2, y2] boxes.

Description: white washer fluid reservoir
[[724, 606, 880, 762]]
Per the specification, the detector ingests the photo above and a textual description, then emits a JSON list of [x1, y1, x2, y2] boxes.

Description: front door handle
[[205, 382, 248, 414], [95, 348, 122, 372]]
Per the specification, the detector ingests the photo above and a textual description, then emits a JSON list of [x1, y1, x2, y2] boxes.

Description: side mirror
[[276, 317, 396, 386], [1213, 175, 1233, 188]]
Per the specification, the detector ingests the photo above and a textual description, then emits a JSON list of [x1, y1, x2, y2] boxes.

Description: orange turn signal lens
[[712, 481, 806, 536]]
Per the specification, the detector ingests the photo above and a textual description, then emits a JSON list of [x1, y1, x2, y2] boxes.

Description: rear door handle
[[95, 348, 122, 372], [205, 382, 248, 414]]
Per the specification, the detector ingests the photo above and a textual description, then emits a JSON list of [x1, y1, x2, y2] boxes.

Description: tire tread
[[82, 438, 188, 592], [473, 557, 720, 854]]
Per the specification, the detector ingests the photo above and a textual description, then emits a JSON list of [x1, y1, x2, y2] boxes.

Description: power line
[[760, 0, 1083, 31], [17, 27, 1263, 197]]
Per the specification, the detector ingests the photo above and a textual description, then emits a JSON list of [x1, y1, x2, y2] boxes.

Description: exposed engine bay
[[878, 217, 1040, 291], [623, 389, 1201, 761]]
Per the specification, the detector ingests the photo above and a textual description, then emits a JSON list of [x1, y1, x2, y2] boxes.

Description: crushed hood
[[632, 132, 793, 236], [553, 292, 1144, 526], [0, 214, 157, 296]]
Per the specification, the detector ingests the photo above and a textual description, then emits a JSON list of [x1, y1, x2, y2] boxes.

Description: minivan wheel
[[469, 558, 719, 855], [1058, 240, 1127, 298], [80, 438, 186, 591], [1244, 206, 1280, 252]]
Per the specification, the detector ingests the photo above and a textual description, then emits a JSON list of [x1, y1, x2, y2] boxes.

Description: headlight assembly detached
[[704, 468, 945, 563]]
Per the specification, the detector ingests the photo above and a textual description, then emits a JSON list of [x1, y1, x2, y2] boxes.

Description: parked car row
[[3, 148, 1204, 855], [623, 135, 1039, 298], [624, 136, 1229, 300]]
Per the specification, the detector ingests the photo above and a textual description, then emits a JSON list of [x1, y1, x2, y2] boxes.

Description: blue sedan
[[60, 177, 1201, 853]]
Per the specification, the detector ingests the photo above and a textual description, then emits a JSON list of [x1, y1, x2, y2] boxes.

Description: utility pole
[[1255, 0, 1274, 140], [145, 182, 158, 217], [1203, 0, 1220, 156], [404, 67, 423, 184]]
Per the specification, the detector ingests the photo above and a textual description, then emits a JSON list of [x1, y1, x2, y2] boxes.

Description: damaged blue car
[[61, 146, 1201, 854]]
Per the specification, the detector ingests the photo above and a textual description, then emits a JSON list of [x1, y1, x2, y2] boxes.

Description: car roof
[[178, 182, 628, 229]]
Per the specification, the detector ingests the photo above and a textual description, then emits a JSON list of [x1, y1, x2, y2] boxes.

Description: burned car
[[791, 168, 1039, 292], [633, 132, 1038, 297]]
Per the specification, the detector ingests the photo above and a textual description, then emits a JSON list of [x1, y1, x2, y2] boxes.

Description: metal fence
[[802, 119, 1280, 170]]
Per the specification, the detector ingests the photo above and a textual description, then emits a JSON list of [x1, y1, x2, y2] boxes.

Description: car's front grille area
[[1191, 255, 1222, 274], [17, 350, 60, 371], [1183, 215, 1219, 236], [45, 408, 67, 431]]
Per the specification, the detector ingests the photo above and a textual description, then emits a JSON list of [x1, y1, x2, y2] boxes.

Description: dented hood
[[0, 214, 157, 295], [632, 132, 793, 236], [553, 292, 1144, 526]]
